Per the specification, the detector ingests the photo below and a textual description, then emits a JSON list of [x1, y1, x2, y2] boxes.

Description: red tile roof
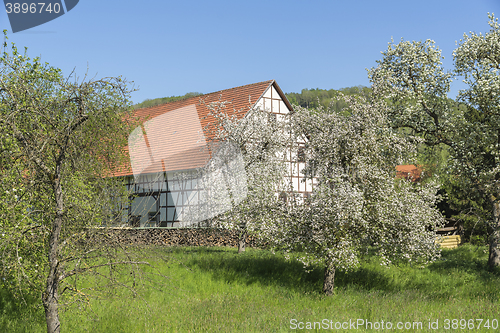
[[113, 80, 290, 177], [395, 165, 422, 182]]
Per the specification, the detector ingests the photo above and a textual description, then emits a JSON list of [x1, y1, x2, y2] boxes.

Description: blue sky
[[1, 0, 499, 104]]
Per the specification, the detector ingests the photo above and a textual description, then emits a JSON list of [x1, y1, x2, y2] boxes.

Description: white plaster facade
[[118, 81, 313, 228]]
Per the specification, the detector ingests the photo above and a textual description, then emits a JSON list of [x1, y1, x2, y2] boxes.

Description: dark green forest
[[285, 86, 372, 110], [133, 86, 372, 112], [133, 92, 203, 110]]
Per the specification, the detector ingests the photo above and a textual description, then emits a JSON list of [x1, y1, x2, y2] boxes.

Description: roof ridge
[[202, 80, 274, 98], [136, 80, 274, 111], [112, 79, 293, 177]]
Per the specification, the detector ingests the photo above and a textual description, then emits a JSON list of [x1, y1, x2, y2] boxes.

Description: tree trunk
[[43, 275, 61, 333], [323, 262, 336, 296], [238, 224, 246, 253], [488, 198, 500, 269], [43, 178, 64, 333]]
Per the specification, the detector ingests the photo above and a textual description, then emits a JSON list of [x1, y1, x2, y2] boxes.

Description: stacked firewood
[[103, 228, 264, 248]]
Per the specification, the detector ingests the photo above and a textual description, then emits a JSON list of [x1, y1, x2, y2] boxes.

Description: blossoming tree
[[261, 95, 445, 295], [201, 100, 292, 253], [369, 13, 500, 269]]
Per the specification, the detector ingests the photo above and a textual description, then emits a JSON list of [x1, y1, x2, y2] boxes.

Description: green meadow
[[1, 244, 499, 332]]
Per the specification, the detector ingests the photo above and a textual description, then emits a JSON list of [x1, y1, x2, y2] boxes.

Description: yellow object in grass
[[437, 235, 461, 249]]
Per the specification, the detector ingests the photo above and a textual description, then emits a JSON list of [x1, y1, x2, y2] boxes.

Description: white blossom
[[261, 94, 444, 271]]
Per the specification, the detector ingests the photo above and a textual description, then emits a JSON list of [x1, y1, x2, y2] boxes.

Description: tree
[[454, 14, 500, 267], [262, 95, 445, 294], [201, 100, 291, 253], [285, 86, 372, 111], [132, 91, 203, 110], [0, 35, 146, 332], [369, 13, 500, 269]]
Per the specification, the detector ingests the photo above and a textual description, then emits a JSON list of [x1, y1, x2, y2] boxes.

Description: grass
[[1, 244, 500, 332]]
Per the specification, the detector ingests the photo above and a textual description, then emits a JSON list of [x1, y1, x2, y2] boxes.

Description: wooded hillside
[[132, 86, 372, 112]]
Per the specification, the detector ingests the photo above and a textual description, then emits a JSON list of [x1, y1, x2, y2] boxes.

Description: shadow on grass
[[429, 245, 499, 276], [335, 267, 395, 291], [0, 286, 44, 332], [428, 245, 500, 295], [163, 245, 500, 301], [338, 246, 500, 299], [180, 247, 325, 295], [168, 247, 395, 296]]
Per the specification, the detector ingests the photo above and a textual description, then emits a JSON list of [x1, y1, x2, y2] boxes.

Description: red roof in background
[[396, 165, 422, 182], [113, 80, 289, 177]]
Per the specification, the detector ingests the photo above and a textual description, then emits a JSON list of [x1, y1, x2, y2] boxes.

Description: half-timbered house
[[113, 80, 312, 227]]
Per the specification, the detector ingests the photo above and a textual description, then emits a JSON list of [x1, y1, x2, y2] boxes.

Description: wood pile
[[436, 225, 461, 249], [437, 235, 461, 249], [104, 227, 264, 248]]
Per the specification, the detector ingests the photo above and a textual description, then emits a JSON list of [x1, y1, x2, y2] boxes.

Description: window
[[279, 191, 288, 204], [298, 146, 306, 163], [145, 211, 159, 227]]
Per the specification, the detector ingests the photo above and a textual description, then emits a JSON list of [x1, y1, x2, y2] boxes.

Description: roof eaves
[[271, 81, 294, 112]]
